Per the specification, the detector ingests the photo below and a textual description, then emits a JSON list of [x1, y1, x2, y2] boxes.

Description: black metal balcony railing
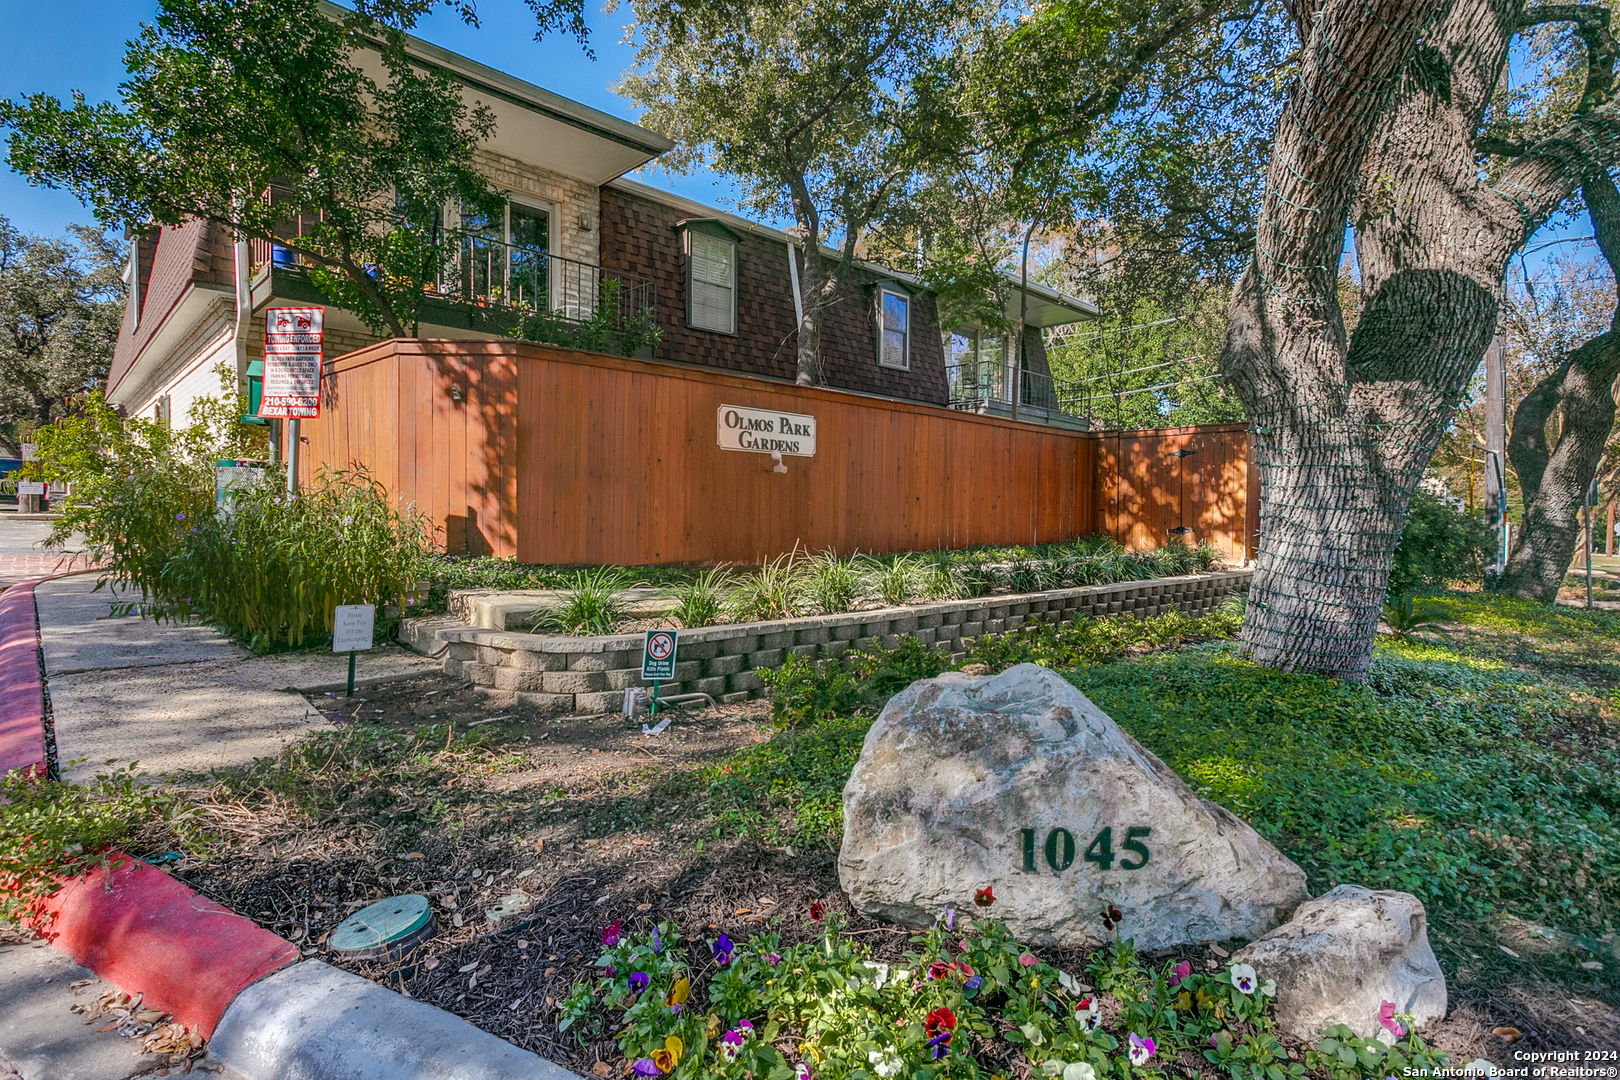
[[946, 359, 1064, 414], [250, 225, 656, 331]]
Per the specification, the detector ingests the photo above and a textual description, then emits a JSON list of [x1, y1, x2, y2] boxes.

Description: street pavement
[[0, 514, 95, 590]]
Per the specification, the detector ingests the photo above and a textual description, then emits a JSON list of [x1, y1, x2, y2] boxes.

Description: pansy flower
[[925, 1007, 956, 1038], [712, 933, 734, 966], [1378, 1000, 1406, 1039], [600, 919, 621, 947], [1101, 904, 1123, 931], [1229, 963, 1258, 995], [808, 899, 826, 922], [1064, 1064, 1097, 1080], [795, 1062, 813, 1080], [1018, 953, 1037, 968], [627, 971, 649, 993], [927, 1031, 952, 1060], [974, 885, 995, 907], [1128, 1033, 1156, 1066], [868, 1046, 902, 1079], [1075, 996, 1102, 1032], [632, 1059, 659, 1076], [926, 961, 950, 981], [720, 1023, 753, 1062], [963, 975, 982, 991], [651, 1035, 683, 1074], [766, 952, 782, 965], [1169, 959, 1191, 987], [664, 976, 690, 1012]]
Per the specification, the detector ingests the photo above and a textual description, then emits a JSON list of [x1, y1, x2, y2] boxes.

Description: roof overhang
[[324, 2, 673, 186], [106, 282, 235, 409]]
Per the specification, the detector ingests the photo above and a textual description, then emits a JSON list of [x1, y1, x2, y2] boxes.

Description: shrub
[[1388, 490, 1494, 596], [757, 653, 861, 727], [851, 636, 950, 699], [531, 566, 632, 635], [507, 279, 662, 358]]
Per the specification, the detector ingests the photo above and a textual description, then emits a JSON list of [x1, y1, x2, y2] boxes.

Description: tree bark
[[1499, 170, 1620, 599], [1220, 0, 1618, 679], [794, 239, 825, 386]]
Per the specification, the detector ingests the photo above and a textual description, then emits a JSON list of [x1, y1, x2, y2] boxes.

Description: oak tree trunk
[[1499, 175, 1620, 599]]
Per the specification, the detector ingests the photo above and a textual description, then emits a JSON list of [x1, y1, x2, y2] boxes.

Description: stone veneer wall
[[424, 570, 1251, 716]]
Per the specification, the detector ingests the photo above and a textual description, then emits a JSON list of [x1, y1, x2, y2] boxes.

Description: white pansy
[[1041, 1060, 1065, 1077], [868, 1046, 902, 1079], [1463, 1059, 1498, 1077], [1228, 963, 1259, 994], [1063, 1063, 1097, 1080], [862, 961, 890, 990], [1019, 1021, 1046, 1046]]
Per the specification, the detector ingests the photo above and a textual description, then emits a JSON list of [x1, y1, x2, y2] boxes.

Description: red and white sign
[[258, 307, 324, 419]]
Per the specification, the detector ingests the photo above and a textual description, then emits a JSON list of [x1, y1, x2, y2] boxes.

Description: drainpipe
[[1014, 221, 1037, 424]]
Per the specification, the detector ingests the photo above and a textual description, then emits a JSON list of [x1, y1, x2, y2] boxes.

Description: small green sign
[[642, 629, 678, 680]]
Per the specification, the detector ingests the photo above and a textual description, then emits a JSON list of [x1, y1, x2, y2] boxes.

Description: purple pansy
[[632, 1059, 660, 1076], [765, 952, 782, 966], [628, 972, 649, 992], [1128, 1033, 1156, 1066], [600, 920, 621, 947], [1169, 960, 1191, 987], [712, 933, 734, 966]]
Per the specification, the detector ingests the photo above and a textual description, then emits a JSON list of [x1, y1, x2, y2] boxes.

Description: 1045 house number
[[1021, 827, 1152, 872]]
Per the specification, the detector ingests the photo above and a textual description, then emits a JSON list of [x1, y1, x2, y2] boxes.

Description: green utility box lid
[[328, 893, 435, 960]]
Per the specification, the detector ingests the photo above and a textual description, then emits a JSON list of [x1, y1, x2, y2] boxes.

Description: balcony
[[247, 226, 655, 336], [945, 359, 1088, 430]]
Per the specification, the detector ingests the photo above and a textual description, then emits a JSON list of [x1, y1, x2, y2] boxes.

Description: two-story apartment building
[[105, 16, 1098, 434]]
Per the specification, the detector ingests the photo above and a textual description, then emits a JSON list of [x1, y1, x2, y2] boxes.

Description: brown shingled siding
[[107, 219, 212, 396], [599, 187, 947, 405]]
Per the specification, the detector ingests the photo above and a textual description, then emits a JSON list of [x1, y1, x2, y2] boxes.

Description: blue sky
[[0, 0, 746, 238]]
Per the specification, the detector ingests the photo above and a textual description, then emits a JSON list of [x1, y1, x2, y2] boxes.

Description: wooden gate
[[1092, 423, 1255, 561]]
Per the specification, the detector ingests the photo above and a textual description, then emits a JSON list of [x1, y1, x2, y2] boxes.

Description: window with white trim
[[877, 288, 910, 369], [687, 231, 737, 334]]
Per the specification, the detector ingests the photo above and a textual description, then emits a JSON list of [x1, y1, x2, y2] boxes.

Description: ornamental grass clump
[[558, 901, 1446, 1080], [532, 566, 633, 635], [669, 566, 732, 628], [725, 551, 804, 622], [803, 550, 863, 615]]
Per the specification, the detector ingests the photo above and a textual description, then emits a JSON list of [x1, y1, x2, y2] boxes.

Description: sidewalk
[[38, 575, 441, 781]]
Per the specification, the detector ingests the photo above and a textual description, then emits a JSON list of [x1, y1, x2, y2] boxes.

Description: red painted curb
[[30, 853, 300, 1038], [0, 578, 47, 779]]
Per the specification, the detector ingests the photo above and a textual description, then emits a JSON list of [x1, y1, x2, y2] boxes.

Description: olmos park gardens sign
[[838, 665, 1310, 951], [716, 404, 817, 457]]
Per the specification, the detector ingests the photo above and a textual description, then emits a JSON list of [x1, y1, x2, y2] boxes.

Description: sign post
[[640, 629, 678, 719], [333, 604, 376, 697], [258, 307, 324, 494]]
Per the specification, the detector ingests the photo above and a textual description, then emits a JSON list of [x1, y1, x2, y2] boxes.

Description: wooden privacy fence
[[301, 339, 1253, 565], [1092, 424, 1257, 562]]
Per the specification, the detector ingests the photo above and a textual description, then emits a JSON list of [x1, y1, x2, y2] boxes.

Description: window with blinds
[[687, 232, 736, 334], [878, 288, 910, 369]]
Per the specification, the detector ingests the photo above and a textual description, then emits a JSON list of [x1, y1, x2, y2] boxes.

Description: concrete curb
[[208, 960, 581, 1079], [0, 578, 49, 779]]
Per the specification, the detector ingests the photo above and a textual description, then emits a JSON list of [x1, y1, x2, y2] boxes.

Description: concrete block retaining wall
[[413, 570, 1251, 716]]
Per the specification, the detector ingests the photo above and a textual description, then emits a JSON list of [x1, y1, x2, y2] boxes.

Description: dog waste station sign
[[716, 404, 816, 457]]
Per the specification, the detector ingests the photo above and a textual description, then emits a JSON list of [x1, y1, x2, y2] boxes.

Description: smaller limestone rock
[[1232, 884, 1446, 1041]]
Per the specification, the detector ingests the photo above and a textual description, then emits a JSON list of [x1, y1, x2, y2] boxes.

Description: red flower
[[926, 961, 950, 981], [974, 886, 995, 907], [808, 899, 826, 922], [925, 1007, 957, 1038]]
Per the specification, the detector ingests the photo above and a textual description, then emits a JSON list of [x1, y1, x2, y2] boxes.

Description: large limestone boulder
[[838, 664, 1309, 950], [1231, 885, 1447, 1041]]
